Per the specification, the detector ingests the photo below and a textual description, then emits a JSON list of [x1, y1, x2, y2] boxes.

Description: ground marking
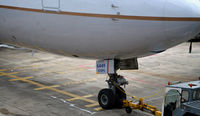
[[85, 103, 99, 108], [0, 71, 99, 107], [94, 107, 103, 111], [0, 72, 18, 76], [0, 69, 8, 71], [9, 76, 33, 82], [34, 85, 60, 90], [67, 94, 94, 101]]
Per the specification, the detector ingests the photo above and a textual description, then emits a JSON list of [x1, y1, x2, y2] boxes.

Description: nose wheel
[[98, 74, 128, 109], [98, 89, 115, 109]]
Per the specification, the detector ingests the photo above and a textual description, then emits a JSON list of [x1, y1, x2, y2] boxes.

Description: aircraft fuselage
[[0, 0, 200, 59]]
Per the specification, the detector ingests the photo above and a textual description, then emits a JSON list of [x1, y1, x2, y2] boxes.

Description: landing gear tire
[[98, 89, 115, 109], [115, 87, 127, 108], [125, 107, 132, 114]]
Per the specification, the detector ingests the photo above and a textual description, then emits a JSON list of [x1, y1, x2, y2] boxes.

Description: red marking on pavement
[[79, 63, 95, 70]]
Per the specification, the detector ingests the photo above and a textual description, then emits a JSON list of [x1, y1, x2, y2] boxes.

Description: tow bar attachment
[[123, 98, 162, 116]]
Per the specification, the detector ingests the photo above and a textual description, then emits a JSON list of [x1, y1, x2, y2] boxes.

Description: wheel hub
[[101, 94, 108, 105]]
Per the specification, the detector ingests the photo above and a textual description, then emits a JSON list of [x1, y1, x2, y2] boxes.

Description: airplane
[[0, 0, 200, 109]]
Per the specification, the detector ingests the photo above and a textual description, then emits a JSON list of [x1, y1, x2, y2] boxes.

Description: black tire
[[115, 87, 127, 108], [125, 107, 132, 114], [98, 89, 115, 109]]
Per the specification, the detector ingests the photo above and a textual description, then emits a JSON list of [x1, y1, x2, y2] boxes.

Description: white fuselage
[[0, 0, 200, 59]]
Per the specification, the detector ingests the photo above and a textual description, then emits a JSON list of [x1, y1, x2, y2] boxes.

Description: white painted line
[[51, 96, 97, 115], [51, 96, 57, 99]]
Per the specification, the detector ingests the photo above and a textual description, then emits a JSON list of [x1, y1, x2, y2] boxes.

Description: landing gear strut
[[98, 73, 128, 109]]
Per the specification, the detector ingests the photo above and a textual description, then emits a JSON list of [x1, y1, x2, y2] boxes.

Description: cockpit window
[[193, 90, 200, 101]]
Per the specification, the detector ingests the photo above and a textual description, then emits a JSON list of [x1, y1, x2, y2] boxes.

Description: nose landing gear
[[97, 59, 138, 109]]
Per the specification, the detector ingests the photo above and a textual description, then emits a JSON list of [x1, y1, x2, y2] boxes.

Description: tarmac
[[0, 42, 200, 116]]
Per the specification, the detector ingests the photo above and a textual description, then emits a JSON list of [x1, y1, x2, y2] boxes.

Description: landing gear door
[[42, 0, 60, 12], [162, 88, 181, 116]]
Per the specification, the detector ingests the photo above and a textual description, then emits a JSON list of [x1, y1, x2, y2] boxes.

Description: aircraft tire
[[98, 89, 115, 109], [125, 107, 132, 114]]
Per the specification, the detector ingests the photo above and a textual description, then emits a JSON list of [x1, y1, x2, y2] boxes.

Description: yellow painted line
[[49, 87, 97, 104], [1, 71, 98, 105], [55, 72, 66, 74], [0, 69, 8, 71], [0, 72, 18, 76], [34, 85, 60, 91], [35, 73, 49, 78], [94, 107, 103, 111], [88, 78, 97, 81], [0, 72, 45, 87], [35, 73, 53, 78], [83, 95, 94, 98], [85, 103, 99, 108], [67, 94, 94, 102], [9, 76, 33, 81], [13, 65, 40, 70]]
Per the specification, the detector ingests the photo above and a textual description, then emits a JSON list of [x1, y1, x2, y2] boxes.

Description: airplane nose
[[165, 0, 200, 18]]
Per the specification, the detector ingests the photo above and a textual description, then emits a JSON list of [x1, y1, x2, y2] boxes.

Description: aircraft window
[[181, 90, 189, 103], [193, 90, 200, 101]]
